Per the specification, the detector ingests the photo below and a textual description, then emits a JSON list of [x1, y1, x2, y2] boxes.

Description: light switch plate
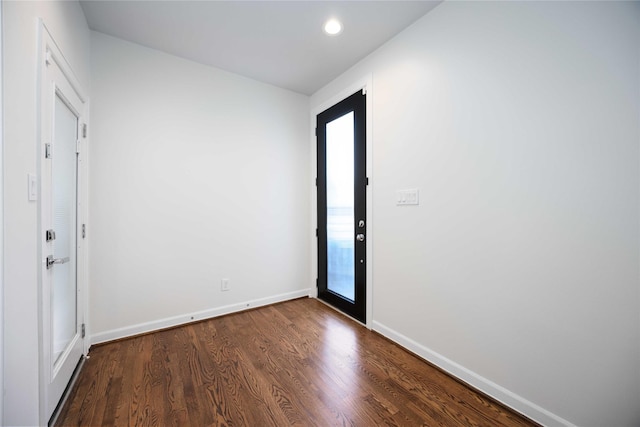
[[396, 189, 419, 206]]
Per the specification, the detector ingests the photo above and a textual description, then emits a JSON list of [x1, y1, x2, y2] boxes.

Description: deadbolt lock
[[46, 229, 56, 242]]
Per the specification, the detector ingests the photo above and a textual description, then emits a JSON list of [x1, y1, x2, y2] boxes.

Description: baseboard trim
[[90, 289, 311, 345], [371, 320, 576, 427]]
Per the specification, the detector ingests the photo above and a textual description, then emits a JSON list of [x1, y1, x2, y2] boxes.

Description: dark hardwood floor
[[56, 298, 537, 426]]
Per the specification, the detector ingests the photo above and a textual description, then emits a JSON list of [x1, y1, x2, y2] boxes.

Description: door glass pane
[[53, 93, 78, 365], [326, 111, 355, 301]]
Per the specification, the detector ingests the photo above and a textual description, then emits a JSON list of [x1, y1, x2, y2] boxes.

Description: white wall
[[3, 1, 90, 425], [89, 32, 310, 342], [311, 2, 640, 426], [0, 1, 4, 422]]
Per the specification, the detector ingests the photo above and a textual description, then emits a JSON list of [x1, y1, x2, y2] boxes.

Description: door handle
[[356, 234, 365, 242], [46, 255, 70, 269]]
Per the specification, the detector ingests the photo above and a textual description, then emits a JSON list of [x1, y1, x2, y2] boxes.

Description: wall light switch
[[396, 189, 419, 206]]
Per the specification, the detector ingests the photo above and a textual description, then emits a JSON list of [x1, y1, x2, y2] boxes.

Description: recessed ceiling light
[[324, 19, 342, 36]]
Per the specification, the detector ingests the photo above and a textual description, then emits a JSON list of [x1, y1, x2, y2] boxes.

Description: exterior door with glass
[[40, 26, 87, 422], [316, 90, 366, 323]]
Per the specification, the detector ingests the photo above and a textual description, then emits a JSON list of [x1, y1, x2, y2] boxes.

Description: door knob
[[46, 255, 70, 269], [356, 234, 365, 242]]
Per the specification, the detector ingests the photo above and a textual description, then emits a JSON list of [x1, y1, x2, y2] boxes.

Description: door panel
[[317, 90, 366, 322], [52, 93, 78, 365]]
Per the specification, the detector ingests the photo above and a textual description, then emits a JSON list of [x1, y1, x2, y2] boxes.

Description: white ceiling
[[80, 1, 441, 95]]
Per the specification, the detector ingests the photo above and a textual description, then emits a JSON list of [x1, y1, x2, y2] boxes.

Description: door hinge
[[76, 139, 81, 154], [45, 143, 52, 159], [81, 323, 86, 338], [82, 123, 87, 138], [366, 177, 369, 186], [315, 128, 317, 136], [315, 228, 318, 237], [82, 224, 86, 239], [315, 178, 318, 187], [316, 278, 318, 288]]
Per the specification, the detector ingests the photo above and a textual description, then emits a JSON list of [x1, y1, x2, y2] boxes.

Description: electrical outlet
[[221, 278, 230, 292]]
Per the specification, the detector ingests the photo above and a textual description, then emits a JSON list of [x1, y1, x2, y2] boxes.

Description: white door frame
[[37, 20, 89, 425]]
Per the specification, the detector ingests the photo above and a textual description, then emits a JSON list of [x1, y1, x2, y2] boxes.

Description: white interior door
[[40, 25, 87, 422]]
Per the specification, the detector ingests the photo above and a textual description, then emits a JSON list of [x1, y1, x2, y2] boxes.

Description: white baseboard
[[372, 320, 576, 427], [90, 289, 311, 345]]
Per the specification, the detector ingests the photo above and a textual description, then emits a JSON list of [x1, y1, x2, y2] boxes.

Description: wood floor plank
[[56, 298, 539, 427]]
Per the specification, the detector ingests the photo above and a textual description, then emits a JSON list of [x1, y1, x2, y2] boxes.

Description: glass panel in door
[[52, 93, 78, 366], [325, 112, 355, 301]]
